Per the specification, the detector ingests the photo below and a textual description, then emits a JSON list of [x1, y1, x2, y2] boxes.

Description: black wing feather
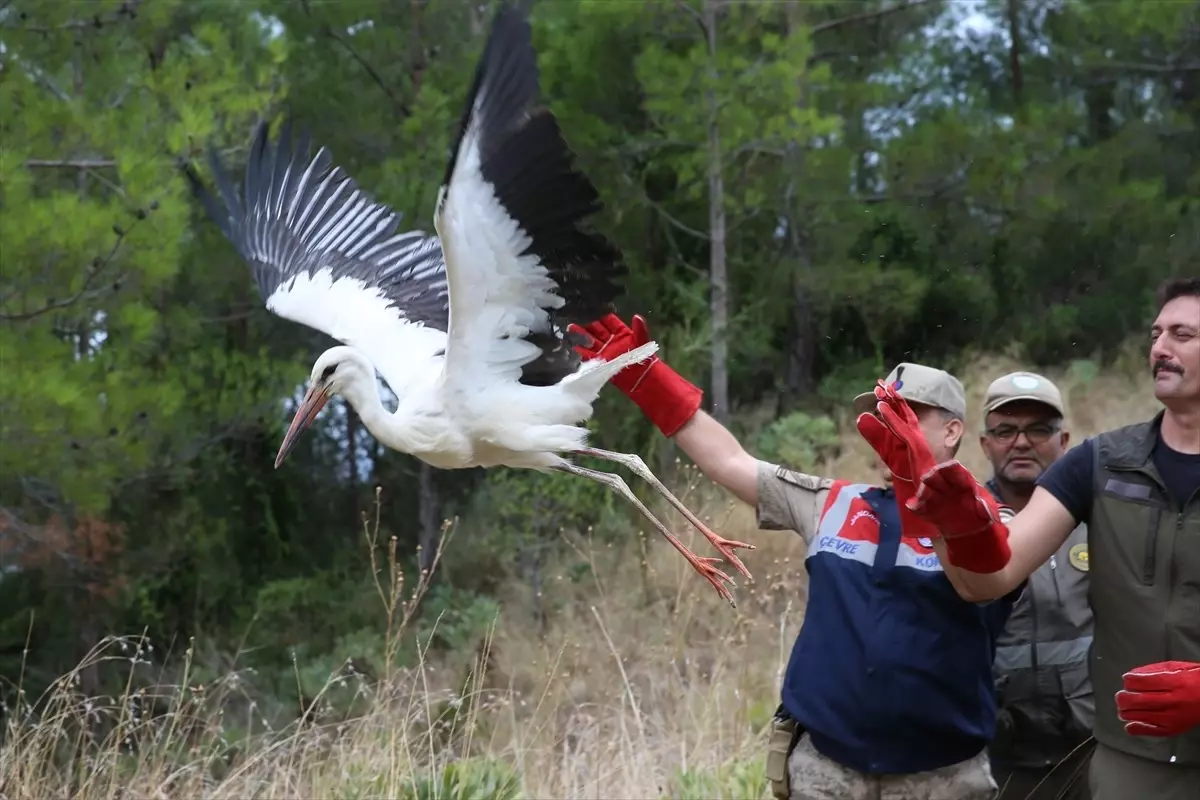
[[184, 122, 450, 332], [439, 4, 628, 385]]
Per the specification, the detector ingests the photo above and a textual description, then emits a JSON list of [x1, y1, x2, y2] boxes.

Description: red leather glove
[[856, 381, 940, 540], [1117, 661, 1200, 737], [568, 314, 702, 437], [861, 381, 1013, 574]]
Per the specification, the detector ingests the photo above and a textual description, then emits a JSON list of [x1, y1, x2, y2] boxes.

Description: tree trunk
[[703, 0, 730, 426], [417, 462, 439, 579], [780, 4, 817, 411], [783, 233, 817, 411], [1006, 0, 1024, 112], [347, 410, 360, 527]]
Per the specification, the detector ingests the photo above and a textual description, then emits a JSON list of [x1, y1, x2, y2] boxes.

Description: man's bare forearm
[[672, 411, 759, 506], [931, 487, 1077, 602]]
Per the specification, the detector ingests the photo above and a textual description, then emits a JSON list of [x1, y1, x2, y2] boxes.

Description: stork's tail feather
[[562, 340, 659, 398]]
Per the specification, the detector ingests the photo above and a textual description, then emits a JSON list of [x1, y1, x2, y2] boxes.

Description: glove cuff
[[621, 361, 704, 437], [943, 521, 1012, 574]]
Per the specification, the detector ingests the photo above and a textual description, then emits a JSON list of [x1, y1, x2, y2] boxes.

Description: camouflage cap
[[983, 371, 1065, 417], [852, 362, 967, 419]]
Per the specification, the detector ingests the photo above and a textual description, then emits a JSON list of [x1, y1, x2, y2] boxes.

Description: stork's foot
[[699, 531, 755, 583], [680, 548, 738, 608]]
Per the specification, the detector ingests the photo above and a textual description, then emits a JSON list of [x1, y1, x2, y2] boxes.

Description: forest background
[[1, 0, 1196, 796]]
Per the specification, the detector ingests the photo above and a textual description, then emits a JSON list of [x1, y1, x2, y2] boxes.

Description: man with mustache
[[860, 276, 1200, 799], [570, 312, 1016, 800], [978, 373, 1094, 799]]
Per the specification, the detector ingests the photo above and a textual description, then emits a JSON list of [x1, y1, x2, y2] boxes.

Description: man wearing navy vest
[[570, 313, 1018, 800]]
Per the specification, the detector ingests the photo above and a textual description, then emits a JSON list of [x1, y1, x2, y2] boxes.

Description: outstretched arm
[[929, 487, 1078, 601], [673, 410, 759, 506], [928, 440, 1092, 600], [567, 314, 756, 507]]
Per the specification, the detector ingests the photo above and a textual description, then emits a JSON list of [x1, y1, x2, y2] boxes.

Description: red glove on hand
[[568, 314, 702, 437], [858, 381, 1013, 574], [856, 381, 940, 541], [1117, 661, 1200, 737]]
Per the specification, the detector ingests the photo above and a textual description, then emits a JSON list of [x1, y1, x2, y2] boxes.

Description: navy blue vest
[[780, 484, 1016, 774]]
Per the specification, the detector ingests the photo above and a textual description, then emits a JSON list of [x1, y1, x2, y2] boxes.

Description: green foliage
[[663, 758, 769, 800], [397, 758, 524, 800], [332, 757, 523, 800], [756, 413, 840, 473], [414, 584, 501, 655], [1065, 359, 1101, 387]]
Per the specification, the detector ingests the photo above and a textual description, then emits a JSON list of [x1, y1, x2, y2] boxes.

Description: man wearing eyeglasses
[[979, 373, 1094, 799]]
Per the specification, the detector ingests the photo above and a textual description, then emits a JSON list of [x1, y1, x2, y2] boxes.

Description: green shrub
[[397, 758, 524, 800], [663, 758, 769, 800], [756, 411, 840, 472]]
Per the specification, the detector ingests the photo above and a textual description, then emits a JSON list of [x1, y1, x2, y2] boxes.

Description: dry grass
[[0, 346, 1161, 800]]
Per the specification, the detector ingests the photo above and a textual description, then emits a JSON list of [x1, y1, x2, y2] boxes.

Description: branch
[[0, 203, 157, 322], [299, 0, 410, 117], [644, 194, 711, 241], [5, 0, 142, 33], [1089, 61, 1200, 74], [674, 0, 709, 36], [25, 158, 117, 169], [810, 0, 934, 37], [729, 139, 788, 160], [615, 138, 703, 158]]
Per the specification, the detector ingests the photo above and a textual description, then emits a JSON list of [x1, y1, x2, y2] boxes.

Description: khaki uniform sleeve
[[755, 460, 834, 545]]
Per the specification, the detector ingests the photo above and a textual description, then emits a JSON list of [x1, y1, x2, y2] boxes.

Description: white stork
[[184, 4, 753, 605]]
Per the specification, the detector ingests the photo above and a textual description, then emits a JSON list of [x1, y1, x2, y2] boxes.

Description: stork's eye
[[321, 364, 337, 380]]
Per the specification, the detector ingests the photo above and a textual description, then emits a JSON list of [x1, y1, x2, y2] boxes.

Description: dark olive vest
[[1090, 412, 1200, 765]]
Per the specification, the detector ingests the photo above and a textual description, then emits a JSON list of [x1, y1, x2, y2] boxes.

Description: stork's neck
[[340, 376, 436, 456]]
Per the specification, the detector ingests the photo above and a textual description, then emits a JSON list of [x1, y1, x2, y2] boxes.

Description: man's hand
[[569, 314, 702, 437], [856, 380, 1012, 574], [856, 380, 935, 484], [856, 380, 939, 539], [1117, 661, 1200, 737]]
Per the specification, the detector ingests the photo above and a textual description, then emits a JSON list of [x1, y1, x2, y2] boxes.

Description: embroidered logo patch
[[1068, 543, 1089, 572]]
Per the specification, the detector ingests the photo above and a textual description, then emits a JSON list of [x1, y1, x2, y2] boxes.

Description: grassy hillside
[[0, 345, 1159, 800]]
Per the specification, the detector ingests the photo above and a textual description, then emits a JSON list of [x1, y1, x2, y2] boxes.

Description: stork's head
[[274, 346, 374, 468]]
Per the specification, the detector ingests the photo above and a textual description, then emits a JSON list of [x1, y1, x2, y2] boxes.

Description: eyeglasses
[[984, 423, 1060, 445]]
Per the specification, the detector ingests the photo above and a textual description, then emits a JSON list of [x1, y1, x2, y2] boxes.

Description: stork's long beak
[[274, 383, 331, 468]]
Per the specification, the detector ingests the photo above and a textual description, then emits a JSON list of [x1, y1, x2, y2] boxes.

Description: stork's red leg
[[551, 461, 738, 606], [575, 448, 756, 582]]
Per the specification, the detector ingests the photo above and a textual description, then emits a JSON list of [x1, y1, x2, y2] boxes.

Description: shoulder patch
[[774, 466, 835, 493], [1068, 543, 1089, 572]]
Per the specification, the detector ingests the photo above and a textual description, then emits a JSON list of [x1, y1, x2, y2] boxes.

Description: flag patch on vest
[[811, 483, 944, 573], [811, 485, 880, 567]]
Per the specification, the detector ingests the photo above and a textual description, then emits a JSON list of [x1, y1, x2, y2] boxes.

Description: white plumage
[[185, 4, 752, 605]]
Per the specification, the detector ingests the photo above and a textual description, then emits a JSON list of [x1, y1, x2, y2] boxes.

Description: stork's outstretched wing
[[433, 4, 628, 393], [185, 122, 450, 398]]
